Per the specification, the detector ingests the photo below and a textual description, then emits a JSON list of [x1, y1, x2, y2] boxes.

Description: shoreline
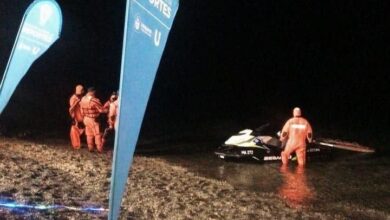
[[1, 137, 387, 219]]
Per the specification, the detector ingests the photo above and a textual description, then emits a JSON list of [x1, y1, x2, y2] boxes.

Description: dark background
[[0, 1, 388, 148]]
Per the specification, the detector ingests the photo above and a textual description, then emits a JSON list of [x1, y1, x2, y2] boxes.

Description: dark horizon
[[0, 1, 388, 148]]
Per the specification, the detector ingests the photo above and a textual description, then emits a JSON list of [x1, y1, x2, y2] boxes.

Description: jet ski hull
[[215, 143, 332, 162]]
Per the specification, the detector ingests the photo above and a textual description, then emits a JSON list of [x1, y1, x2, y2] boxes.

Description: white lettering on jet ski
[[241, 150, 254, 155], [264, 155, 292, 161], [264, 156, 281, 161]]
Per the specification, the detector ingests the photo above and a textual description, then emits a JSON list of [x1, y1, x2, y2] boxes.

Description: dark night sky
[[0, 1, 389, 147]]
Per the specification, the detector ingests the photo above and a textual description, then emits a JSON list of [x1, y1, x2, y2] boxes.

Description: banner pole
[[108, 0, 131, 219], [0, 4, 30, 107]]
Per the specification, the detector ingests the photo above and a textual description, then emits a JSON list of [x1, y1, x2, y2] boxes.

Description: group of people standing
[[69, 83, 312, 164], [69, 85, 118, 152]]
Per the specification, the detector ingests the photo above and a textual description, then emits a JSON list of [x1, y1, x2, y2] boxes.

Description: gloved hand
[[281, 140, 287, 149]]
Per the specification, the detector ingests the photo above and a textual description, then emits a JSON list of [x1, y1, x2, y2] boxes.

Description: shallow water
[[1, 137, 388, 219], [159, 146, 390, 219]]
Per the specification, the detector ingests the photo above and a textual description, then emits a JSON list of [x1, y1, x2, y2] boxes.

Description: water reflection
[[278, 165, 315, 208], [161, 152, 390, 217]]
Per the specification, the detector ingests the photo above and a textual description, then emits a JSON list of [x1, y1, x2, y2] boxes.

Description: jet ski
[[215, 123, 374, 162]]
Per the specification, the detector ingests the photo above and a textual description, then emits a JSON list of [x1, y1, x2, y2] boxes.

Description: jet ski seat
[[259, 136, 282, 148]]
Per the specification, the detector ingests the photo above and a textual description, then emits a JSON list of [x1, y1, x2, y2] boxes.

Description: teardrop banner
[[0, 0, 62, 114], [109, 0, 179, 219]]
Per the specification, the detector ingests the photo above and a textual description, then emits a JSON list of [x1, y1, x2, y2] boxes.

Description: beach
[[0, 137, 388, 219]]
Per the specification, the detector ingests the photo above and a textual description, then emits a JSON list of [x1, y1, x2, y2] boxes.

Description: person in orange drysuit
[[69, 84, 85, 149], [280, 107, 313, 166], [79, 87, 105, 152]]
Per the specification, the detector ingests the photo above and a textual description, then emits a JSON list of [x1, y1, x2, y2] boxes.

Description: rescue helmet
[[75, 84, 84, 95], [293, 107, 302, 117]]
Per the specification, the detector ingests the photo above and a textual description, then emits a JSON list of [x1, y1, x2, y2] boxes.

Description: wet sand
[[0, 137, 389, 219], [161, 148, 390, 220]]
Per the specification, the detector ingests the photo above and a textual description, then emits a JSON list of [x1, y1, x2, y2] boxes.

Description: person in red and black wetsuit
[[102, 91, 118, 148]]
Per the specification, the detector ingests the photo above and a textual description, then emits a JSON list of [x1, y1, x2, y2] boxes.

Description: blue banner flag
[[109, 0, 179, 219], [0, 0, 62, 114]]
